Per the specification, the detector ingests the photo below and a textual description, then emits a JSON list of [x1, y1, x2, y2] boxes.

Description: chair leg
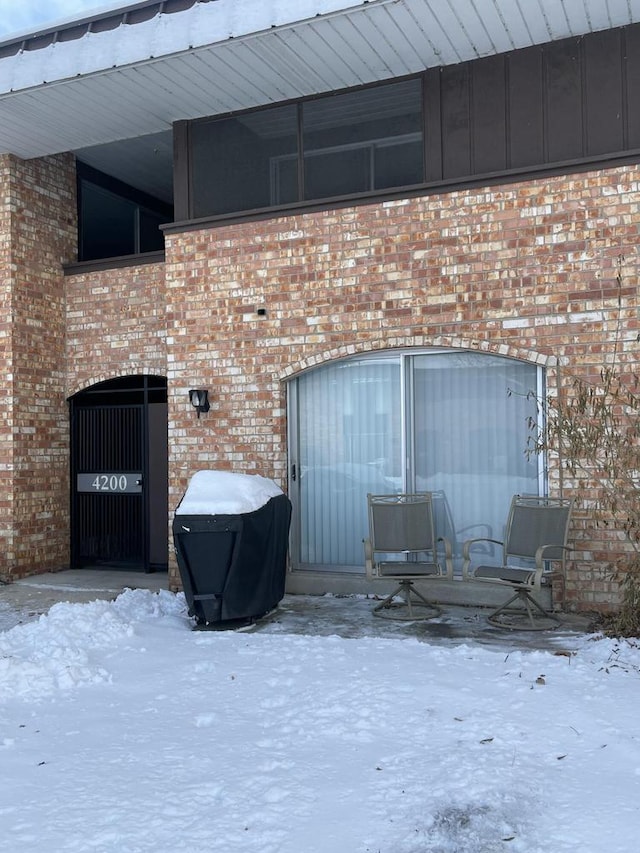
[[373, 580, 441, 620], [372, 583, 404, 612], [487, 588, 560, 630]]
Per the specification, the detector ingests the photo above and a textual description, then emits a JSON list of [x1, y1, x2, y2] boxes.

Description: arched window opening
[[288, 351, 543, 574]]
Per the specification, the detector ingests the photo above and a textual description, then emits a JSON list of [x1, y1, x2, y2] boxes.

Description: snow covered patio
[[1, 569, 593, 651], [0, 579, 637, 853]]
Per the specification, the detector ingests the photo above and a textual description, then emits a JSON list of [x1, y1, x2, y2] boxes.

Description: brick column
[[1, 153, 76, 578], [0, 156, 15, 578]]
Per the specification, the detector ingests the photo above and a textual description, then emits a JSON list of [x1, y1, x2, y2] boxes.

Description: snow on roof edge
[[0, 1, 196, 50], [0, 0, 369, 97]]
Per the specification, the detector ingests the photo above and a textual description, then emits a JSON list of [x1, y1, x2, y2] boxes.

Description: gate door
[[70, 376, 167, 571]]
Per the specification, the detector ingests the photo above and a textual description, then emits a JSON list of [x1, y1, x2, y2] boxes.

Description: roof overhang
[[2, 0, 639, 203], [2, 0, 640, 161]]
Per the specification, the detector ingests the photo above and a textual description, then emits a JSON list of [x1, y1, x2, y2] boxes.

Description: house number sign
[[77, 473, 143, 494]]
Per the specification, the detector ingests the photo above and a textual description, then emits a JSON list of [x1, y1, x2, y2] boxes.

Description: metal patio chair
[[364, 492, 453, 620], [462, 494, 574, 630]]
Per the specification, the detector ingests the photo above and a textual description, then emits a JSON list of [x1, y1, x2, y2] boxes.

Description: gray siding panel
[[441, 63, 471, 179], [544, 38, 584, 163], [471, 54, 507, 174], [584, 28, 624, 156], [625, 25, 640, 150], [507, 47, 544, 169]]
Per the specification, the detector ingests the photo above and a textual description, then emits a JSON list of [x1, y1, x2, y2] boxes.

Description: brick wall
[[65, 261, 167, 571], [1, 153, 76, 578], [66, 262, 166, 395], [3, 153, 167, 580], [0, 156, 15, 578], [165, 164, 640, 610], [5, 150, 639, 609]]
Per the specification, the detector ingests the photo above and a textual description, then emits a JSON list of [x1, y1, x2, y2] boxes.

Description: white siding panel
[[281, 22, 368, 85], [518, 0, 554, 43], [1, 92, 129, 152], [2, 0, 640, 159], [131, 62, 218, 118], [221, 42, 298, 101], [557, 0, 591, 33], [464, 0, 515, 51], [490, 0, 534, 45], [275, 28, 339, 92], [247, 33, 333, 95], [539, 0, 576, 39], [259, 32, 337, 95], [320, 15, 404, 81], [93, 72, 178, 125], [171, 53, 254, 114], [30, 81, 147, 137], [126, 61, 213, 119], [379, 2, 447, 67], [441, 0, 500, 56], [403, 0, 471, 65], [419, 0, 481, 61], [0, 100, 65, 150], [589, 0, 632, 28], [333, 10, 414, 77], [186, 47, 274, 107]]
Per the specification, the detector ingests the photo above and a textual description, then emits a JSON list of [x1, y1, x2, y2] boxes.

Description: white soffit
[[1, 0, 640, 160]]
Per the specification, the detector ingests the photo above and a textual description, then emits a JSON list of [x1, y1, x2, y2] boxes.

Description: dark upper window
[[301, 81, 423, 201], [188, 77, 424, 219], [77, 164, 173, 262], [191, 104, 299, 217]]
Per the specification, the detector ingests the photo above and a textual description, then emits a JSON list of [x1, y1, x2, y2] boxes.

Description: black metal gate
[[70, 376, 167, 572]]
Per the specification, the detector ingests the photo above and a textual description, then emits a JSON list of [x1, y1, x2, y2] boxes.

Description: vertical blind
[[411, 352, 540, 570], [298, 358, 402, 565]]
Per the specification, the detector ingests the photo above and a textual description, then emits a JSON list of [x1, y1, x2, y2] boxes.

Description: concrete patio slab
[[253, 593, 597, 653], [1, 569, 598, 652], [0, 569, 168, 632]]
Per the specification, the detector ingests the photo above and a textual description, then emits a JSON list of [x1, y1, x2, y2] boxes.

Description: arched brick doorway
[[69, 375, 168, 573]]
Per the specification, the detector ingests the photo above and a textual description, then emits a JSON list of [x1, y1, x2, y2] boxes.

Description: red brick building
[[1, 0, 639, 612]]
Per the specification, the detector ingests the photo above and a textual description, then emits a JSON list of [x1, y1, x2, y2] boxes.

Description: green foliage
[[530, 257, 640, 636]]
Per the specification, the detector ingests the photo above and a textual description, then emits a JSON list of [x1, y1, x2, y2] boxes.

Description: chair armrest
[[457, 523, 492, 541], [532, 543, 571, 588], [437, 536, 454, 580], [363, 538, 374, 578], [462, 537, 504, 580]]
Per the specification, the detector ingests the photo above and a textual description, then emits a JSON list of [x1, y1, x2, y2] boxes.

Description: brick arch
[[280, 336, 560, 381], [67, 369, 167, 399]]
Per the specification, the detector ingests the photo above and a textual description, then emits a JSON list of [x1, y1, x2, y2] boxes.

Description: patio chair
[[462, 494, 573, 630], [364, 492, 452, 620]]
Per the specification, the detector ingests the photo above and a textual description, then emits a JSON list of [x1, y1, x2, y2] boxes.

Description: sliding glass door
[[293, 357, 403, 566], [288, 350, 543, 574], [410, 352, 542, 569]]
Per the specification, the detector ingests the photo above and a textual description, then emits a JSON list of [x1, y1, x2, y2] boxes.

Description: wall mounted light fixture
[[189, 389, 210, 418]]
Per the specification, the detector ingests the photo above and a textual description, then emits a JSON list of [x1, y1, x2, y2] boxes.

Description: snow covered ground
[[0, 588, 639, 853]]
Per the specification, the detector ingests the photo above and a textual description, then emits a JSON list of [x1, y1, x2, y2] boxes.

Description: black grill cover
[[172, 493, 292, 625]]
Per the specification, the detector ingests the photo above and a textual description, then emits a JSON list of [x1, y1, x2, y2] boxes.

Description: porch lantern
[[189, 389, 210, 417]]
